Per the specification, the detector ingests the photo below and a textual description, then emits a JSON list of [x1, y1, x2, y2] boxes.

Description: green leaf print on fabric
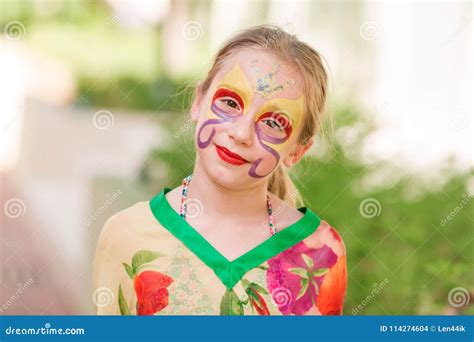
[[122, 263, 134, 279], [312, 268, 329, 277], [285, 250, 331, 303], [220, 289, 244, 315], [118, 284, 131, 315], [248, 282, 269, 295], [289, 265, 329, 301], [131, 250, 162, 274]]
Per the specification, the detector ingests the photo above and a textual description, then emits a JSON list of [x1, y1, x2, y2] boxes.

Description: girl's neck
[[187, 159, 268, 218]]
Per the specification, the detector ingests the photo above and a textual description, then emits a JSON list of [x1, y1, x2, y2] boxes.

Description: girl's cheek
[[254, 158, 277, 177], [206, 105, 217, 119], [264, 140, 291, 154], [195, 112, 229, 151]]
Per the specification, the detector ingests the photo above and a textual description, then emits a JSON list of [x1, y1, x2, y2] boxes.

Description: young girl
[[93, 25, 347, 316]]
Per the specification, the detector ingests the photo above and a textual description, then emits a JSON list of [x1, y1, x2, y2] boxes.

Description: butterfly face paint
[[197, 63, 251, 148], [249, 96, 303, 178], [196, 60, 304, 179]]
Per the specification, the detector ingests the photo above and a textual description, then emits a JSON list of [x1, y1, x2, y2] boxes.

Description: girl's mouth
[[215, 144, 249, 166]]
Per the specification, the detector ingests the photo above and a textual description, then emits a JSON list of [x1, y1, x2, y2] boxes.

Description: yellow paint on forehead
[[216, 62, 252, 113]]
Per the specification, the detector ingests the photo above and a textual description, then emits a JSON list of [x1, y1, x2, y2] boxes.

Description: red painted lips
[[215, 144, 249, 165]]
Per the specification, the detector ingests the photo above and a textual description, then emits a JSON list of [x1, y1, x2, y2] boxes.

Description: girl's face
[[191, 48, 313, 189]]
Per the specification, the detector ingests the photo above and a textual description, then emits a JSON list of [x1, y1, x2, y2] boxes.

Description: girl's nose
[[227, 115, 254, 146]]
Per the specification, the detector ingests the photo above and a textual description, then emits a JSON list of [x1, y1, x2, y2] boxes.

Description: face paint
[[197, 63, 251, 148], [250, 59, 295, 98], [255, 97, 304, 147], [196, 60, 304, 179], [249, 96, 304, 178]]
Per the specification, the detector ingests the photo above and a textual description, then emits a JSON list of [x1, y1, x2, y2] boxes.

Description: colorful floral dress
[[93, 188, 347, 315]]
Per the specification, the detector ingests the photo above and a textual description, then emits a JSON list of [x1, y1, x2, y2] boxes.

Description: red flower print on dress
[[266, 242, 338, 315], [134, 270, 173, 315], [118, 250, 174, 316]]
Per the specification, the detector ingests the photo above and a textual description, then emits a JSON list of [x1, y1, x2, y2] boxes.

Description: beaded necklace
[[179, 174, 276, 236]]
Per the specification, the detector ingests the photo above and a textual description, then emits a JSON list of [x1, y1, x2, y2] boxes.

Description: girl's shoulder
[[98, 200, 154, 238], [266, 196, 347, 315], [94, 199, 164, 260], [305, 219, 346, 258], [269, 192, 346, 258]]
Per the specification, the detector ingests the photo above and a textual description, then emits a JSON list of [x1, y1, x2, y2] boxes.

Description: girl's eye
[[262, 119, 284, 131], [257, 111, 293, 140], [212, 88, 244, 114], [223, 98, 240, 110]]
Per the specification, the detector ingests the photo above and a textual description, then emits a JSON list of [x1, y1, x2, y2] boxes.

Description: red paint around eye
[[259, 112, 293, 137], [212, 88, 244, 110]]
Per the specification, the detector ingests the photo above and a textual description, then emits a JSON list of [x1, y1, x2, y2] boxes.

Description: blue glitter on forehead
[[250, 59, 294, 98]]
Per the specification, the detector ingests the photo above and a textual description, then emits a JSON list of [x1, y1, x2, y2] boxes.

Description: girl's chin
[[209, 164, 249, 185], [206, 165, 273, 192], [200, 161, 252, 189]]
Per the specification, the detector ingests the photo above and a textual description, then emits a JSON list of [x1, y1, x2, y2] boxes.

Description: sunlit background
[[0, 0, 472, 315]]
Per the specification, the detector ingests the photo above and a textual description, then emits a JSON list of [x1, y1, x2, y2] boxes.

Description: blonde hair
[[199, 25, 329, 207]]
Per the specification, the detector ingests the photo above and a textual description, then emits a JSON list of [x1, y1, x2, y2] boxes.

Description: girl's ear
[[191, 82, 204, 121], [282, 137, 314, 167]]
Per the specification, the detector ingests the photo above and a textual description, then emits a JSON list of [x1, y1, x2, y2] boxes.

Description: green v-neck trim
[[149, 188, 322, 290]]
